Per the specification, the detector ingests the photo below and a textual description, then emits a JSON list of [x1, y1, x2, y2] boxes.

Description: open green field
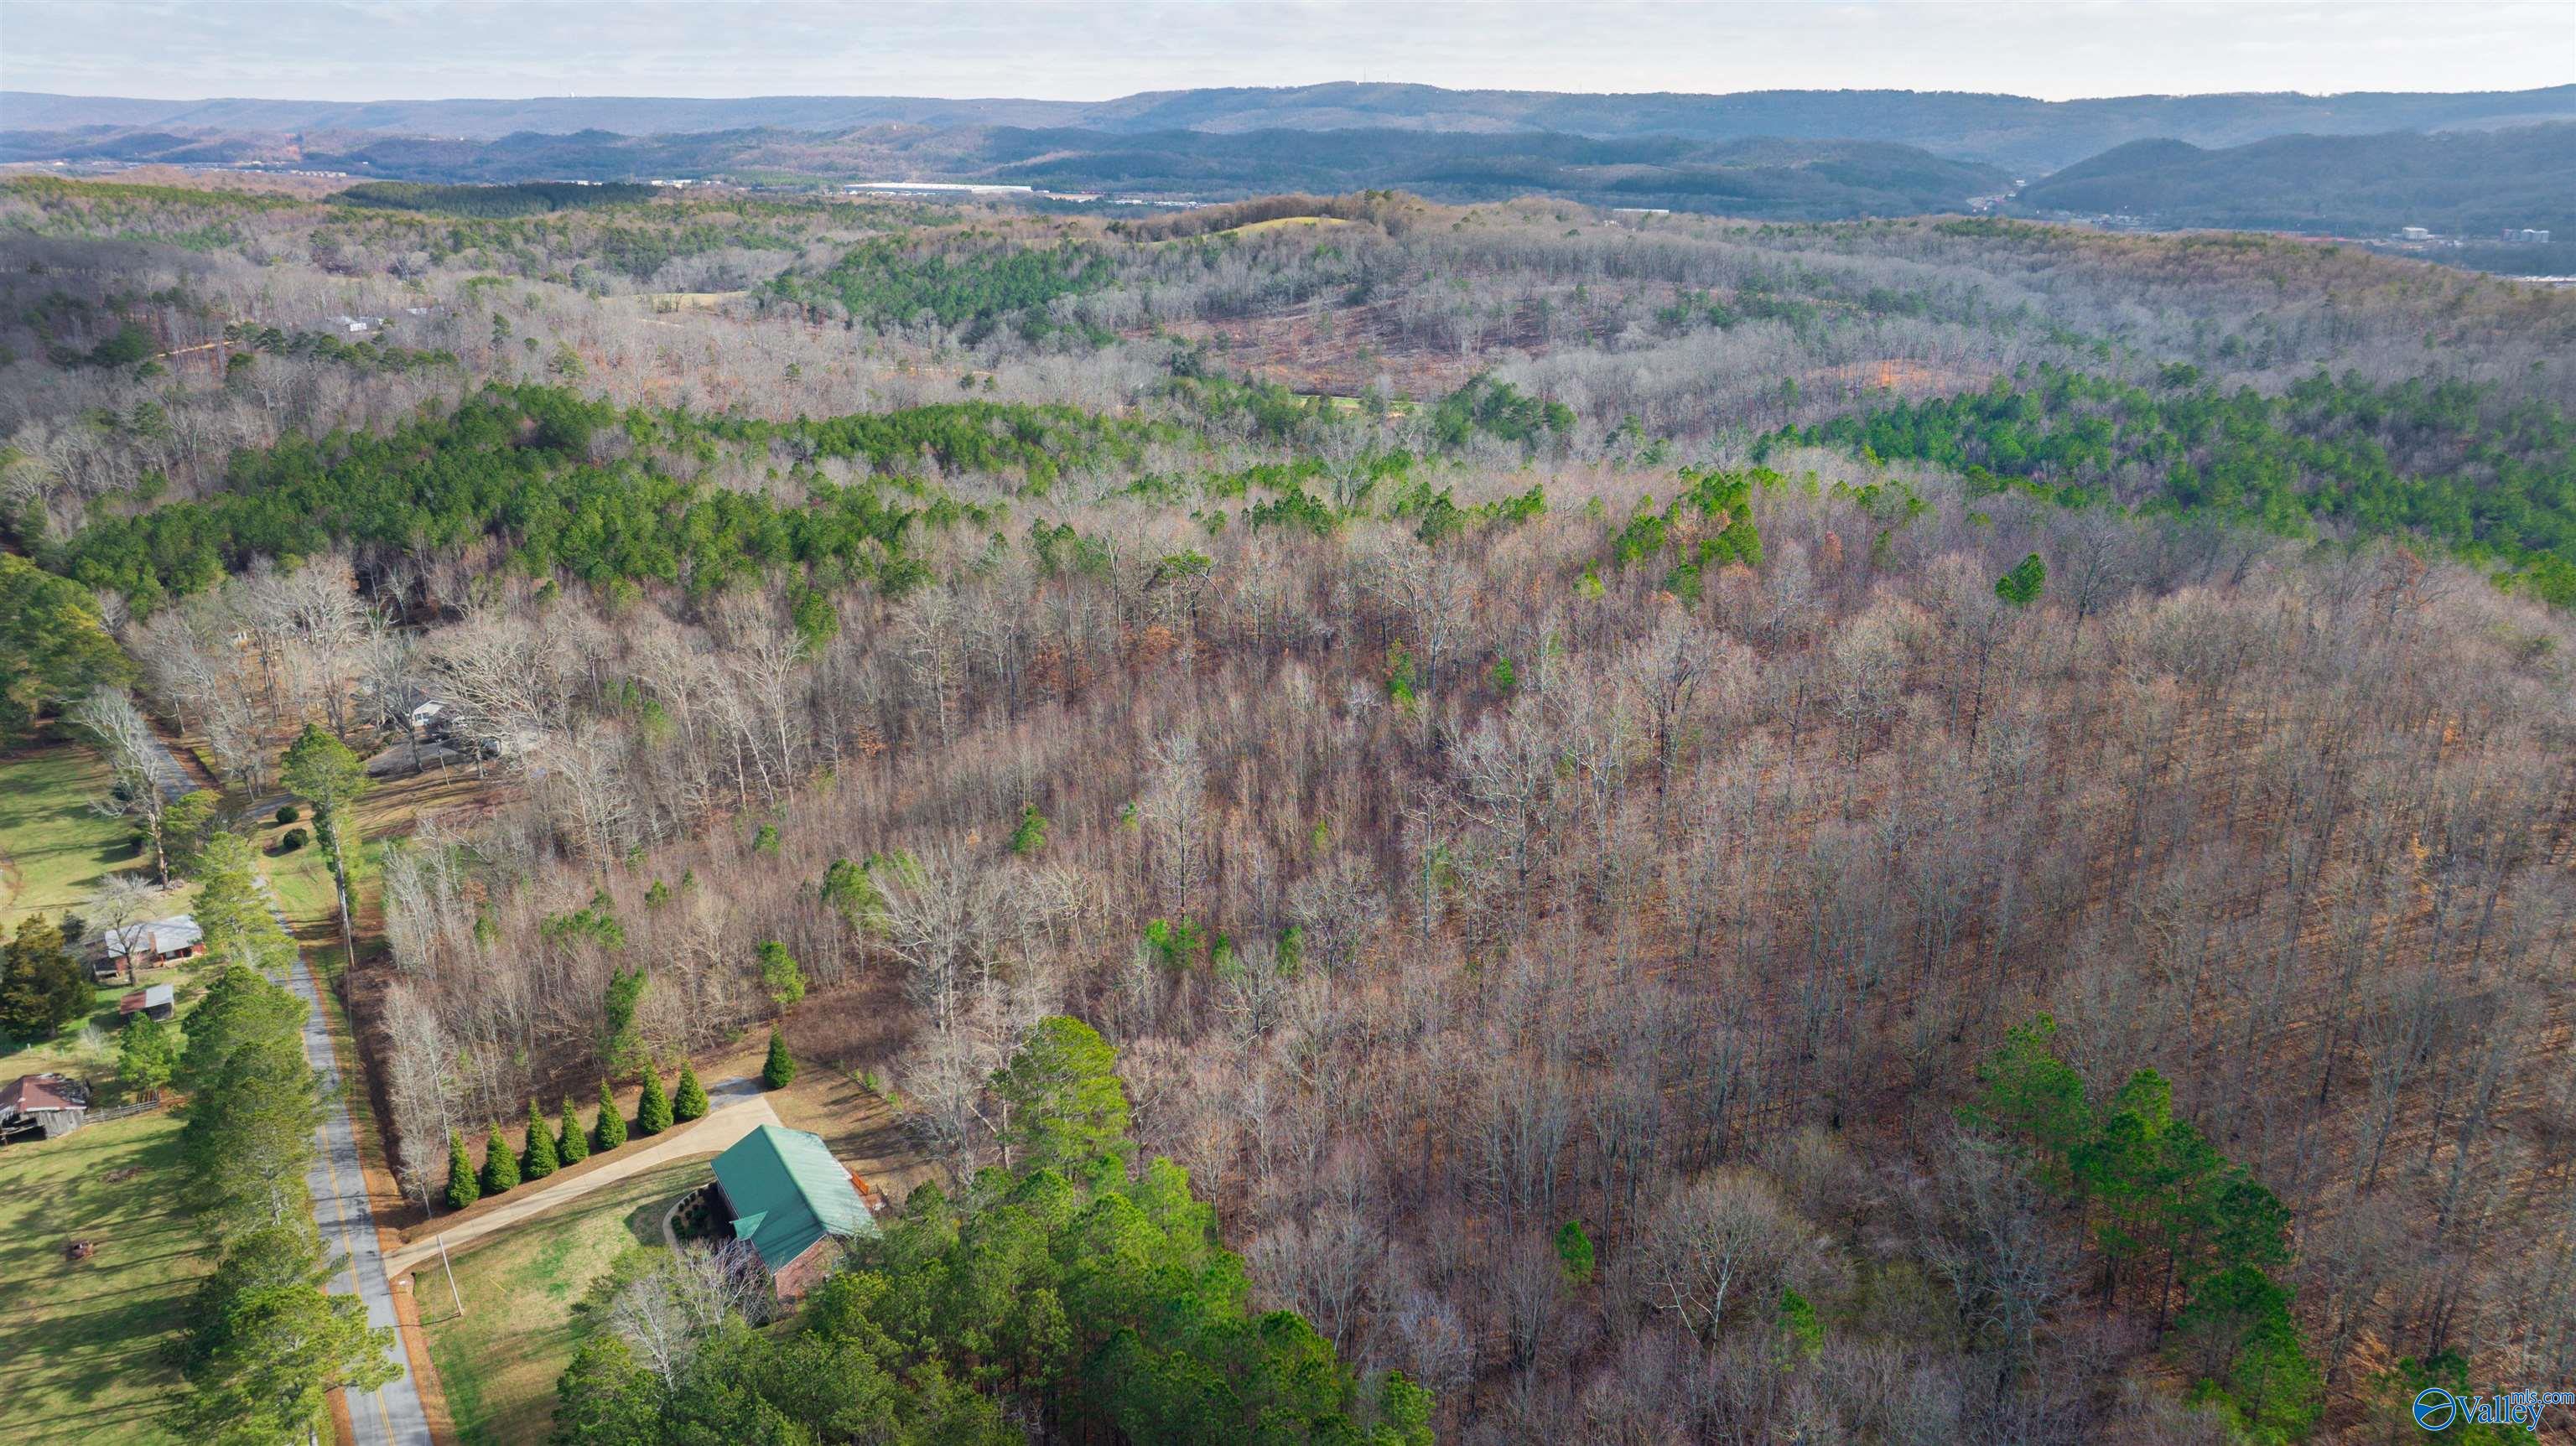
[[0, 1110, 210, 1445], [421, 1158, 704, 1445], [1218, 214, 1359, 236], [0, 741, 146, 931]]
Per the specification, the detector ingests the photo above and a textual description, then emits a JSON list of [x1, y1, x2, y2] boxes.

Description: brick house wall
[[771, 1236, 840, 1303]]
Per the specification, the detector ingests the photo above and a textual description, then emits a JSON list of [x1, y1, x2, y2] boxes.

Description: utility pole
[[438, 1233, 464, 1318]]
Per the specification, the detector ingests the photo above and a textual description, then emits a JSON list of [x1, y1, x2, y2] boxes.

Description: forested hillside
[[4, 178, 2573, 1445], [2015, 123, 2576, 240], [3, 124, 2013, 218], [1780, 365, 2576, 604]]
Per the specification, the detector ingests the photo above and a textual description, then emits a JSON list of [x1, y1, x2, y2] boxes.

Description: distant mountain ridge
[[10, 81, 2573, 171], [2014, 122, 2576, 238], [0, 121, 2011, 219]]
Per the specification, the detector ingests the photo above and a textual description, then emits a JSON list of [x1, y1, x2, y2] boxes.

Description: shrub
[[672, 1063, 709, 1122], [522, 1097, 558, 1179], [556, 1096, 589, 1164], [593, 1079, 627, 1151], [763, 1030, 797, 1090], [636, 1069, 673, 1136], [278, 827, 309, 852], [274, 804, 299, 825], [444, 1128, 479, 1210], [479, 1122, 518, 1195]]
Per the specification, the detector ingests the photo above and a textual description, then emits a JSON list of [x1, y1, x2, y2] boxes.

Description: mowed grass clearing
[[0, 740, 148, 931], [420, 1158, 704, 1446], [0, 744, 206, 1084], [0, 1109, 210, 1446], [1216, 215, 1360, 236]]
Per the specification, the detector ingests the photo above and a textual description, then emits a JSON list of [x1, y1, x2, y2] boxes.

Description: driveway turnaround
[[384, 1077, 778, 1280]]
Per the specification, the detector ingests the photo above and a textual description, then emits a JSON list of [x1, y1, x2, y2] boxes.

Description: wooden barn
[[118, 983, 176, 1023], [0, 1074, 91, 1143]]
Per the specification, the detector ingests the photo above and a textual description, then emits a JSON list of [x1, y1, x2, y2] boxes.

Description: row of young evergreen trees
[[441, 1032, 795, 1209]]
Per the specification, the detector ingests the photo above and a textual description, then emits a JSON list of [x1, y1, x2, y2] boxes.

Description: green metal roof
[[710, 1124, 878, 1272]]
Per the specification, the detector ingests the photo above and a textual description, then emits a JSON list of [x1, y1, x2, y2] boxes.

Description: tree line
[[174, 832, 397, 1438], [334, 181, 662, 218], [1776, 365, 2576, 604]]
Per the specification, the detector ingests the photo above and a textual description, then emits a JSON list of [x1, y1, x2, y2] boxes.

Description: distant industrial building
[[2502, 228, 2553, 245], [2399, 226, 2433, 241]]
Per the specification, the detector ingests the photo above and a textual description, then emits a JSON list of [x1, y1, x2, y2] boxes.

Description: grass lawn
[[766, 1069, 943, 1209], [0, 735, 207, 1088], [261, 760, 495, 966], [420, 1159, 704, 1446], [1216, 215, 1358, 236], [0, 741, 153, 932], [0, 1109, 211, 1446]]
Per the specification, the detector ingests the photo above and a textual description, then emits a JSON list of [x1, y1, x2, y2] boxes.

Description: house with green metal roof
[[709, 1123, 879, 1301]]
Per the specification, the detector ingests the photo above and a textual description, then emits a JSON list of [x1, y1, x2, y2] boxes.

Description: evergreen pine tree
[[2, 915, 91, 1039], [636, 1069, 673, 1136], [672, 1062, 709, 1122], [557, 1096, 589, 1164], [522, 1097, 559, 1180], [1010, 801, 1048, 856], [1995, 552, 2047, 607], [1555, 1220, 1596, 1286], [444, 1128, 480, 1211], [593, 1079, 627, 1151], [991, 1015, 1132, 1173], [762, 1030, 797, 1090], [480, 1122, 519, 1195]]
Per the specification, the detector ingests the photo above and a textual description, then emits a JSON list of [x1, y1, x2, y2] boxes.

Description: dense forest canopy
[[775, 236, 1123, 342], [3, 175, 2574, 1446], [41, 385, 1182, 612], [333, 179, 662, 216], [1777, 366, 2576, 604]]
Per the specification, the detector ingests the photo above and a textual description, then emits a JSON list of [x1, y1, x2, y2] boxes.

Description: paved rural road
[[283, 937, 434, 1446], [135, 727, 432, 1444], [383, 1076, 777, 1278]]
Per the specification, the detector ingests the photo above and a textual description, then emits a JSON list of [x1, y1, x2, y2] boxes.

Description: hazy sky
[[4, 1, 2570, 103]]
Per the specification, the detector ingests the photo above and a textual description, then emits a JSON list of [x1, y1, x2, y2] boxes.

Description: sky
[[3, 0, 2569, 104]]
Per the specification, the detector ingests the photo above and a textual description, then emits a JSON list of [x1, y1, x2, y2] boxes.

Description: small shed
[[0, 1074, 91, 1143], [709, 1124, 880, 1302], [119, 983, 176, 1023], [92, 917, 204, 983]]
